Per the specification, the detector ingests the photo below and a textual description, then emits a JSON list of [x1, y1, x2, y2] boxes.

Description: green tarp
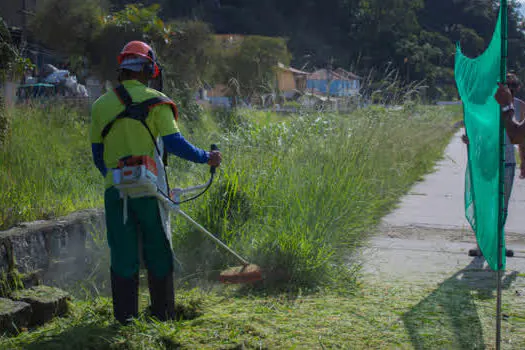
[[455, 6, 506, 271]]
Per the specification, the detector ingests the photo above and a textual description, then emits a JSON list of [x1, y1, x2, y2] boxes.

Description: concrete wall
[[0, 209, 105, 286]]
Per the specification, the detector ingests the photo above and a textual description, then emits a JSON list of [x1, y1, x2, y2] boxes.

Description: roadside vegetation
[[0, 101, 468, 348], [1, 102, 459, 287]]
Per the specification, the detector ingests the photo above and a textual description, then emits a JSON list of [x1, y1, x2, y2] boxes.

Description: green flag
[[455, 5, 507, 271]]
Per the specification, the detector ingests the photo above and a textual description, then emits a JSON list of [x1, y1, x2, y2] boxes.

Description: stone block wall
[[0, 209, 105, 288]]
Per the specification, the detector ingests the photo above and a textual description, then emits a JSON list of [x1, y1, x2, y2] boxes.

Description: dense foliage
[[104, 0, 525, 100], [26, 0, 525, 100]]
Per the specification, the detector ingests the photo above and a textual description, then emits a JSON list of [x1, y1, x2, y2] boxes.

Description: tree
[[87, 4, 170, 81], [29, 0, 104, 57], [0, 17, 17, 79], [154, 0, 525, 101], [223, 36, 291, 99], [0, 17, 34, 146], [0, 17, 15, 147], [160, 20, 217, 91]]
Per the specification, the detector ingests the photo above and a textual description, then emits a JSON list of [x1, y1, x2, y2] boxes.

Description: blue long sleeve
[[162, 133, 209, 163], [91, 143, 107, 177]]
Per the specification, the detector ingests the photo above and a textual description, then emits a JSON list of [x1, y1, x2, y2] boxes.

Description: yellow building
[[276, 62, 309, 98]]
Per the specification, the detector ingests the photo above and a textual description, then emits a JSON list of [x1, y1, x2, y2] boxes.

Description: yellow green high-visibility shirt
[[89, 80, 180, 187]]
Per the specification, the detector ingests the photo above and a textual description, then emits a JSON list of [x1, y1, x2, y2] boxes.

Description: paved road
[[383, 130, 525, 235]]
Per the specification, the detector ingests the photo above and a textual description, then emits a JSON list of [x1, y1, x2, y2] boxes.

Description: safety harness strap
[[101, 85, 178, 140]]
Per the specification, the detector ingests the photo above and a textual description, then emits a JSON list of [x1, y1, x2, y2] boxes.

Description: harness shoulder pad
[[137, 96, 179, 121]]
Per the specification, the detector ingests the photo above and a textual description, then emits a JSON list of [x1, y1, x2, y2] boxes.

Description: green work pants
[[104, 187, 173, 279]]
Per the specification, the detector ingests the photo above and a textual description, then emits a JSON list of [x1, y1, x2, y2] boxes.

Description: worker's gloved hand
[[208, 150, 222, 167], [461, 134, 469, 145], [495, 83, 513, 106]]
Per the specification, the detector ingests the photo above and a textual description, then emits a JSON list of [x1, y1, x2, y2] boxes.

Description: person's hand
[[495, 83, 513, 106], [461, 134, 469, 145], [520, 163, 525, 179], [208, 150, 222, 167]]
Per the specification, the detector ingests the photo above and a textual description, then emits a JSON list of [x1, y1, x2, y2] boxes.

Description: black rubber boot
[[469, 247, 515, 258], [147, 271, 176, 321], [468, 248, 483, 257], [111, 270, 139, 324]]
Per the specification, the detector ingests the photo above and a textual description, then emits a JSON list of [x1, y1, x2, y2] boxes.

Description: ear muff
[[147, 49, 161, 79], [142, 61, 154, 78]]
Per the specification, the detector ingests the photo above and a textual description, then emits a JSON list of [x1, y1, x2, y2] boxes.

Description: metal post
[[497, 2, 508, 349]]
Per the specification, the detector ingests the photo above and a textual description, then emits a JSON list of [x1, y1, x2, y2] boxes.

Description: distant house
[[201, 61, 309, 107], [276, 62, 309, 98], [204, 83, 233, 108], [306, 68, 361, 97]]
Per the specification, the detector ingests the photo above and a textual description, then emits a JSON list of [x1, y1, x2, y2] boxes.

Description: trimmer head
[[219, 264, 263, 284]]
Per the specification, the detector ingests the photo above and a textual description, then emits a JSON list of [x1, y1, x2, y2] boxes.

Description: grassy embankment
[[2, 104, 505, 349]]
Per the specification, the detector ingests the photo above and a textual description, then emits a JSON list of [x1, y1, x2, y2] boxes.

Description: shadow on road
[[403, 257, 518, 349]]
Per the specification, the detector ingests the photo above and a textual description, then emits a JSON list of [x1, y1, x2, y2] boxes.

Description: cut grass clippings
[[1, 277, 524, 349]]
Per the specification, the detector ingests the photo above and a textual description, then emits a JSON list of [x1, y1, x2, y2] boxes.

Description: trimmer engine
[[112, 155, 158, 197]]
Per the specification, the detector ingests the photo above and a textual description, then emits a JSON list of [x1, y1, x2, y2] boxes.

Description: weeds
[[0, 270, 24, 298], [0, 106, 103, 230], [173, 105, 458, 289], [1, 103, 458, 290]]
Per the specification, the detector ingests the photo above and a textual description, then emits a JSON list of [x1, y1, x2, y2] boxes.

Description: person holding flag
[[463, 72, 525, 258], [496, 75, 525, 144]]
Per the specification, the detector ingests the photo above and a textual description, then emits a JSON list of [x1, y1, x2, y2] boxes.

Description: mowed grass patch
[[2, 276, 523, 349]]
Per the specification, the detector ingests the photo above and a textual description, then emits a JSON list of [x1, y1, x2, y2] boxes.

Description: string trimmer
[[113, 143, 261, 284], [155, 145, 262, 284]]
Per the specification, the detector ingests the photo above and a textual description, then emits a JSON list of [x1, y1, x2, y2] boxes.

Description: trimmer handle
[[210, 144, 219, 174]]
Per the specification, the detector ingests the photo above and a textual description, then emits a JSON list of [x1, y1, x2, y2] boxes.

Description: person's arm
[[91, 143, 107, 177], [495, 83, 525, 144], [89, 102, 107, 177], [518, 143, 525, 179], [501, 110, 525, 144], [162, 133, 209, 163], [153, 104, 222, 166]]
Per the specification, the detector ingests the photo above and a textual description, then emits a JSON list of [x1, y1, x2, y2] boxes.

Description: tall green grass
[[0, 103, 458, 289], [0, 106, 103, 229], [174, 105, 459, 289]]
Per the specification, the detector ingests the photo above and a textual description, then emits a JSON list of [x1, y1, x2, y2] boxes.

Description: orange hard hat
[[117, 41, 160, 78]]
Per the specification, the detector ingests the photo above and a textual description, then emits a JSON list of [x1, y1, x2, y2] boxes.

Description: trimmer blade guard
[[219, 264, 263, 284]]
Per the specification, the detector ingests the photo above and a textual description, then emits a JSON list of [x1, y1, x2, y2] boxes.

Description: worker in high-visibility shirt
[[89, 41, 222, 324]]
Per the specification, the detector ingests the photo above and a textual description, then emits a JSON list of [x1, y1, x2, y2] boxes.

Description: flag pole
[[497, 1, 508, 349]]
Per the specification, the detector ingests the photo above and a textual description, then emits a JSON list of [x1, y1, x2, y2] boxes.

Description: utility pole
[[327, 57, 333, 103], [21, 0, 27, 45]]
